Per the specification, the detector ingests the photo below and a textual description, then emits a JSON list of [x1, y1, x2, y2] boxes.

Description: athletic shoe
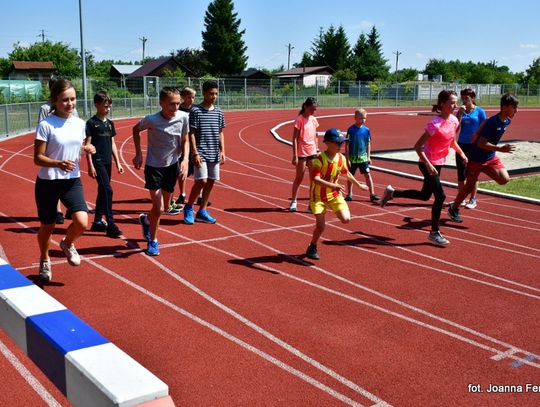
[[370, 194, 381, 202], [60, 239, 81, 266], [380, 185, 395, 208], [446, 200, 466, 207], [306, 243, 320, 260], [175, 195, 185, 205], [55, 211, 64, 224], [183, 205, 195, 225], [195, 209, 216, 224], [196, 197, 211, 207], [139, 213, 151, 241], [428, 231, 449, 246], [147, 240, 160, 256], [288, 200, 297, 212], [39, 260, 52, 282], [164, 205, 181, 215], [90, 221, 108, 232], [344, 194, 353, 202], [465, 198, 477, 209], [447, 206, 463, 223], [106, 223, 122, 238]]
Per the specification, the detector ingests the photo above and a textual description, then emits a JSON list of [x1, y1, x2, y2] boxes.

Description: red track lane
[[0, 108, 539, 406]]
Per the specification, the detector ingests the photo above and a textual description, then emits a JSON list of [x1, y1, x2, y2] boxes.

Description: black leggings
[[93, 161, 114, 225], [393, 162, 445, 231]]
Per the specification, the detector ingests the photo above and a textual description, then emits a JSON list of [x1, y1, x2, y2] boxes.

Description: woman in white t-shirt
[[33, 79, 95, 281]]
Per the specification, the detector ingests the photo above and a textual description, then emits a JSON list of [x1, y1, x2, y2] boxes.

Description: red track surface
[[0, 108, 539, 406]]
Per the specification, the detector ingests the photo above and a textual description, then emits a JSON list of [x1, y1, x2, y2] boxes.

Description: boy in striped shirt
[[306, 128, 368, 260]]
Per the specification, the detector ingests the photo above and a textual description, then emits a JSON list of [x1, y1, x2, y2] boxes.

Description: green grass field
[[480, 174, 540, 199]]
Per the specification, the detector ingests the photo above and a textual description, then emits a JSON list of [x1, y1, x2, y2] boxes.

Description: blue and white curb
[[0, 258, 170, 406]]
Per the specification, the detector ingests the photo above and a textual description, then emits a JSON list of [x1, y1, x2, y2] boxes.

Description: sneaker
[[196, 197, 211, 207], [106, 223, 122, 238], [60, 239, 81, 266], [306, 243, 320, 260], [147, 240, 160, 256], [39, 260, 52, 282], [370, 194, 381, 202], [447, 206, 463, 223], [428, 231, 449, 246], [164, 205, 181, 215], [289, 200, 297, 212], [465, 198, 477, 209], [90, 221, 108, 232], [344, 194, 353, 202], [175, 195, 185, 205], [380, 185, 395, 208], [183, 205, 195, 225], [446, 200, 466, 207], [195, 209, 216, 224], [139, 213, 151, 241], [55, 211, 64, 224]]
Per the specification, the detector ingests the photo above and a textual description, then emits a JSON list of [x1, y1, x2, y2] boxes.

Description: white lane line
[[0, 338, 61, 407]]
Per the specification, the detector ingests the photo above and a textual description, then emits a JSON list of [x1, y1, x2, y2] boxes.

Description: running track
[[0, 108, 539, 406]]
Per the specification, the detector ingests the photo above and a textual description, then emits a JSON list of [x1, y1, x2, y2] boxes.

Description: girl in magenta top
[[380, 90, 467, 246], [289, 97, 319, 212]]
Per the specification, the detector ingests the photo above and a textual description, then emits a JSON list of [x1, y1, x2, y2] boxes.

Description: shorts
[[35, 177, 88, 224], [455, 143, 472, 182], [467, 156, 505, 176], [144, 162, 179, 192], [349, 162, 370, 175], [298, 154, 318, 161], [194, 161, 220, 181], [310, 195, 348, 215]]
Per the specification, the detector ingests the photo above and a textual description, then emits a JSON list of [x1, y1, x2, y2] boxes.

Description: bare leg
[[37, 223, 56, 261], [291, 160, 307, 202], [310, 213, 326, 245], [64, 211, 88, 246], [199, 179, 215, 210]]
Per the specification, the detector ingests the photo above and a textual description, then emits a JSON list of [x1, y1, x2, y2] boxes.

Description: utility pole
[[286, 43, 294, 70], [38, 29, 47, 43], [393, 50, 402, 79], [139, 36, 148, 62], [79, 0, 88, 116]]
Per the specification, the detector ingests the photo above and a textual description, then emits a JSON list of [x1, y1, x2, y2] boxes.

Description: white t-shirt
[[35, 115, 86, 180], [138, 110, 189, 168]]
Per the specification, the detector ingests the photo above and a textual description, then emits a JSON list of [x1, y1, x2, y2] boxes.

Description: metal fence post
[[4, 105, 9, 136], [27, 103, 32, 131], [270, 78, 273, 110], [244, 78, 247, 110]]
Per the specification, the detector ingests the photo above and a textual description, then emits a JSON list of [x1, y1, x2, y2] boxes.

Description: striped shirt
[[190, 104, 226, 163], [310, 151, 348, 203]]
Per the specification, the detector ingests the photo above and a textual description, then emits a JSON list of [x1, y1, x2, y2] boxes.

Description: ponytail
[[299, 96, 317, 115]]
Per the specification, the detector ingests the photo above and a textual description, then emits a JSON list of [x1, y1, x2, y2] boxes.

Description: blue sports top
[[458, 106, 486, 144], [346, 124, 371, 163], [468, 114, 511, 163]]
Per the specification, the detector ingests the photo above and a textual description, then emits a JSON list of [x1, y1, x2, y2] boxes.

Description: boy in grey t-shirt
[[132, 87, 189, 256]]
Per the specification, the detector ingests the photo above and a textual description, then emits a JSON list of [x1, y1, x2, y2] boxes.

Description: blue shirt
[[468, 114, 511, 163], [458, 106, 486, 144], [346, 124, 371, 163]]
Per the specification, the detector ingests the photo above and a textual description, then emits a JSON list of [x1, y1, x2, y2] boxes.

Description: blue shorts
[[349, 162, 370, 175]]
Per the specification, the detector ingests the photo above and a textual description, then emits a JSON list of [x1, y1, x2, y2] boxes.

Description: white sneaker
[[39, 260, 52, 282], [60, 239, 81, 266], [428, 231, 449, 246], [288, 200, 297, 212], [380, 185, 395, 208], [465, 198, 477, 209]]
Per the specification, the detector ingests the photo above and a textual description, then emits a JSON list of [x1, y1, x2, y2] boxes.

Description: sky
[[2, 0, 539, 74]]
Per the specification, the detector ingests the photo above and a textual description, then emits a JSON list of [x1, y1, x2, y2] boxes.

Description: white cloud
[[92, 46, 105, 53], [520, 43, 538, 49], [348, 20, 383, 31], [415, 52, 427, 59]]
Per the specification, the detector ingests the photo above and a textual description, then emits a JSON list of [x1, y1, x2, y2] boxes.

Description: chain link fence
[[1, 77, 539, 137]]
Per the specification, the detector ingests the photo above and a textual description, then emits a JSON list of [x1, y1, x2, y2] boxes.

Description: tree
[[8, 40, 81, 78], [201, 0, 247, 75], [302, 25, 351, 70], [174, 48, 207, 77], [0, 57, 11, 77], [524, 58, 540, 84], [351, 26, 390, 81]]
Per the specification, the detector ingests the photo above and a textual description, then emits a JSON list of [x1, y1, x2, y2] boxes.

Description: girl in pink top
[[379, 90, 467, 245], [289, 97, 319, 212]]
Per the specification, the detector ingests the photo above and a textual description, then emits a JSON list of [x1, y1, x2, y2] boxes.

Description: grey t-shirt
[[38, 102, 79, 124], [139, 110, 189, 168]]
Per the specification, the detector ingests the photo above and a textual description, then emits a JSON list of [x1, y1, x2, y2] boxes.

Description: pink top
[[423, 115, 459, 165], [294, 115, 319, 157]]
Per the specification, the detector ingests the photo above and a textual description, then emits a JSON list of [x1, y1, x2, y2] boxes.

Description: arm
[[451, 138, 467, 164], [367, 140, 372, 164], [85, 135, 97, 178], [312, 175, 345, 194], [34, 140, 76, 172], [414, 131, 438, 175], [111, 140, 124, 174], [189, 129, 202, 168], [291, 127, 299, 165], [477, 137, 515, 153], [219, 130, 226, 164], [344, 171, 369, 190], [132, 122, 143, 169]]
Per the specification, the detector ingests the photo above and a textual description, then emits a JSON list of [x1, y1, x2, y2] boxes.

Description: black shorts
[[299, 154, 318, 161], [144, 162, 179, 193], [35, 177, 88, 224], [456, 143, 472, 182], [349, 162, 370, 175]]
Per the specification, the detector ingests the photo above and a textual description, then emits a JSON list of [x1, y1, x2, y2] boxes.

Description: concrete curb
[[0, 258, 173, 407]]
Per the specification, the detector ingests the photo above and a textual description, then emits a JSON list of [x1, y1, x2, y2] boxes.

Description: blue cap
[[323, 128, 345, 143]]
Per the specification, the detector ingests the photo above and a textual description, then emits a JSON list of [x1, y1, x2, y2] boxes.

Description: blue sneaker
[[195, 209, 216, 224], [183, 204, 195, 225], [147, 240, 159, 256], [139, 213, 151, 241]]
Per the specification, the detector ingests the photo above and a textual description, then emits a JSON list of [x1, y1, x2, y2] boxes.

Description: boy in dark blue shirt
[[448, 93, 519, 222]]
